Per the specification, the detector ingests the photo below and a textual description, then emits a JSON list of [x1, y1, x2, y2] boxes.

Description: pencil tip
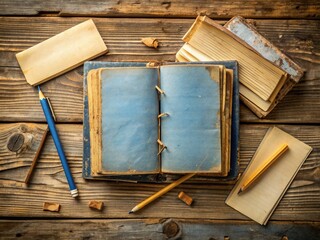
[[128, 211, 133, 214], [237, 188, 242, 195], [38, 86, 45, 99]]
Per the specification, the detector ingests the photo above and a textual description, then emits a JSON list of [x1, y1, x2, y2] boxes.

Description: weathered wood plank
[[0, 219, 319, 240], [0, 123, 318, 220], [0, 0, 319, 19], [1, 18, 319, 66], [0, 17, 190, 57], [0, 67, 84, 122], [0, 123, 48, 183], [0, 17, 319, 123]]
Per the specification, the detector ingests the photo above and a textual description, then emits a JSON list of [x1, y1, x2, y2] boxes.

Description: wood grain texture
[[0, 17, 187, 62], [0, 17, 319, 123], [0, 123, 48, 183], [0, 123, 318, 220], [0, 219, 319, 240], [0, 0, 319, 19]]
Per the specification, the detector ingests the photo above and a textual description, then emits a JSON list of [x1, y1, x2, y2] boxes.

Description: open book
[[83, 61, 240, 182]]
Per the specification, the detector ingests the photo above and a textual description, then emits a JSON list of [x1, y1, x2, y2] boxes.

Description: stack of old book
[[176, 16, 304, 118]]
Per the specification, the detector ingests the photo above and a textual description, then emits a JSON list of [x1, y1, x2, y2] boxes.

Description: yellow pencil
[[129, 173, 196, 213], [238, 143, 289, 194]]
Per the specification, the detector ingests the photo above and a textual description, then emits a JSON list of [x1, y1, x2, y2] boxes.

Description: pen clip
[[46, 97, 57, 122]]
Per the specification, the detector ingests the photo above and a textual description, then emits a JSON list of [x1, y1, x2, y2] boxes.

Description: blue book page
[[101, 67, 159, 174], [160, 65, 221, 173]]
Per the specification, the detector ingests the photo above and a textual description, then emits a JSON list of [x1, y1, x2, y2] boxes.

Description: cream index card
[[225, 126, 312, 225], [16, 19, 107, 86]]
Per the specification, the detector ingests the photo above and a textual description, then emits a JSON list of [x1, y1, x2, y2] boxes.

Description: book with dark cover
[[83, 61, 239, 183]]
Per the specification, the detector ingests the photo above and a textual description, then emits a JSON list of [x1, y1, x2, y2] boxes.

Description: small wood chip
[[43, 202, 60, 212], [178, 191, 193, 206], [88, 200, 104, 211], [141, 37, 159, 48], [146, 61, 160, 67]]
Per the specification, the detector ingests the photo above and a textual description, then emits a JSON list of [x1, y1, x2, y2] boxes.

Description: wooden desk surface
[[0, 1, 319, 239]]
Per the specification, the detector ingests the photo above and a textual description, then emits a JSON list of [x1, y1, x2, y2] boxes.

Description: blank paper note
[[225, 127, 312, 225]]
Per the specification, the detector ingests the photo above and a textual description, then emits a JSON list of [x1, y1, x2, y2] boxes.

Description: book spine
[[224, 16, 304, 82], [155, 67, 164, 171]]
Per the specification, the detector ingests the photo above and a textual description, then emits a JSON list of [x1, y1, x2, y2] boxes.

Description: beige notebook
[[16, 19, 107, 86], [225, 127, 312, 225]]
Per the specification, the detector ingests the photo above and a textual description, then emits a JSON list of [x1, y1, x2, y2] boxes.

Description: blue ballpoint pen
[[38, 86, 78, 198]]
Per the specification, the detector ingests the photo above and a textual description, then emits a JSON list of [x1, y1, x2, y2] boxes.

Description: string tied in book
[[157, 139, 167, 156], [157, 139, 164, 146], [155, 85, 165, 95], [157, 145, 167, 156], [158, 112, 169, 118]]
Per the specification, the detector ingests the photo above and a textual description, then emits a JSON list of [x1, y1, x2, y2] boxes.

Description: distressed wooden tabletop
[[0, 1, 319, 239]]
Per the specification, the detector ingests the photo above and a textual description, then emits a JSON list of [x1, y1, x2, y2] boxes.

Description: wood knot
[[19, 124, 28, 133], [162, 219, 180, 239], [7, 133, 25, 152]]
